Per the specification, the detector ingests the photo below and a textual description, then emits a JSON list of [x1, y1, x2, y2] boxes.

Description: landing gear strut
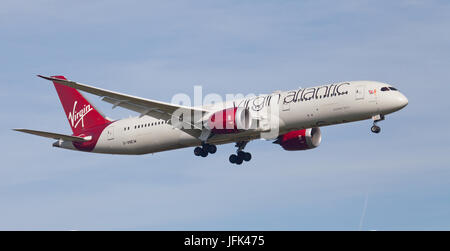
[[229, 141, 252, 165], [194, 143, 217, 158], [371, 114, 384, 134]]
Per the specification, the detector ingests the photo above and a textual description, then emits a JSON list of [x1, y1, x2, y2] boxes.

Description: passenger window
[[381, 87, 389, 91]]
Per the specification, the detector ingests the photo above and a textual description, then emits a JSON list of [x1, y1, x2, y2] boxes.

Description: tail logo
[[68, 101, 93, 129]]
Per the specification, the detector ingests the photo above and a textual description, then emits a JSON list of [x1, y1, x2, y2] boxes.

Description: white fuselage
[[60, 81, 408, 154]]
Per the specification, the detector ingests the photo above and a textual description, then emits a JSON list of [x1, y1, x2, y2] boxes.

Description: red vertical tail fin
[[51, 76, 110, 135]]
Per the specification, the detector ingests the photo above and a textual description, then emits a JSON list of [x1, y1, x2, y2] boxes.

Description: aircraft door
[[106, 126, 115, 140], [282, 101, 291, 111], [355, 85, 365, 100]]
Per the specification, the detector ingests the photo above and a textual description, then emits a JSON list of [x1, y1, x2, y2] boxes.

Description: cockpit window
[[381, 87, 390, 91], [389, 87, 398, 91]]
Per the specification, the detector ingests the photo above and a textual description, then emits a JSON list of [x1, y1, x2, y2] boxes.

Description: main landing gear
[[194, 143, 217, 158], [229, 141, 252, 165], [193, 141, 252, 165], [371, 114, 385, 134]]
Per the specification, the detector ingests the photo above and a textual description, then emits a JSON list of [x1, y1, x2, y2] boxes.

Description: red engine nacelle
[[207, 107, 253, 134], [274, 128, 322, 151]]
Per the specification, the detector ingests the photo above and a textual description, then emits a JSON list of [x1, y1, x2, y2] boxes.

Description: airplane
[[14, 75, 408, 165]]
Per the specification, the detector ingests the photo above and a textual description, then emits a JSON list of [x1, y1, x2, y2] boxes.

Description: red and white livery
[[15, 75, 408, 165]]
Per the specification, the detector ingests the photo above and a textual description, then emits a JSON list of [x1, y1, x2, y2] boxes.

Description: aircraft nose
[[395, 93, 408, 109]]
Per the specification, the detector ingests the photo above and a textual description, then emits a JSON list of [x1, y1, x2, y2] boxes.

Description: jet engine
[[207, 107, 253, 134], [274, 128, 322, 151]]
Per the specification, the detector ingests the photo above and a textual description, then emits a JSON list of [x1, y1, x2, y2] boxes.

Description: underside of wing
[[13, 129, 90, 142]]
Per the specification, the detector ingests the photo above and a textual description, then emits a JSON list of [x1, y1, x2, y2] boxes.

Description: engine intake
[[274, 128, 322, 151], [207, 107, 253, 134]]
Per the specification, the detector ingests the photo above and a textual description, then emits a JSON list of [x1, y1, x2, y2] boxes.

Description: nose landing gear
[[229, 141, 252, 165], [371, 114, 385, 134], [371, 125, 381, 134]]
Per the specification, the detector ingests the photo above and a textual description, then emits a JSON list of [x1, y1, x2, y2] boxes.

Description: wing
[[13, 129, 91, 142], [37, 75, 209, 125]]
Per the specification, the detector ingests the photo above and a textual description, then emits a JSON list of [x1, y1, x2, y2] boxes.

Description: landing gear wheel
[[229, 154, 238, 164], [229, 141, 252, 165], [194, 147, 203, 156], [243, 152, 252, 162], [371, 125, 381, 134], [206, 144, 217, 154], [237, 151, 252, 162], [200, 150, 208, 157]]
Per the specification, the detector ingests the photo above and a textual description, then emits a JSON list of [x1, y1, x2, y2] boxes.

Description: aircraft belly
[[137, 126, 184, 153]]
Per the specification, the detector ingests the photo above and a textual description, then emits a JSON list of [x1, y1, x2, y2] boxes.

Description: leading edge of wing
[[37, 75, 208, 114]]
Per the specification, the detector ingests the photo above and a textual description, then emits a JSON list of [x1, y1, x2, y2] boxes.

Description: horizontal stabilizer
[[13, 129, 90, 142]]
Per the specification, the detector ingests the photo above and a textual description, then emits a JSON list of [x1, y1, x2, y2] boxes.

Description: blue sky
[[1, 0, 449, 230]]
